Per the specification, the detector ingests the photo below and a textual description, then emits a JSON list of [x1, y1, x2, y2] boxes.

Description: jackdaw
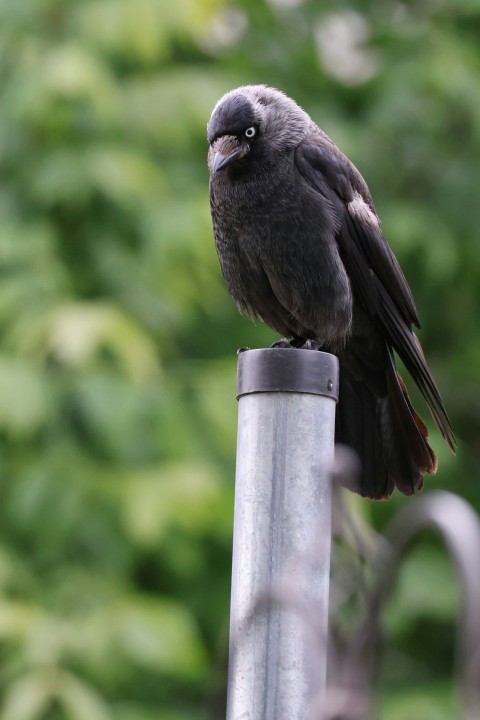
[[207, 85, 455, 499]]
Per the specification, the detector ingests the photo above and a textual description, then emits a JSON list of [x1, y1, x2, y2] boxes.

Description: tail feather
[[377, 282, 456, 452], [336, 366, 392, 499], [336, 349, 438, 499], [383, 349, 437, 495]]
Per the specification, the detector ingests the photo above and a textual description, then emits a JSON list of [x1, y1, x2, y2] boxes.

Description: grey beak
[[213, 147, 244, 173]]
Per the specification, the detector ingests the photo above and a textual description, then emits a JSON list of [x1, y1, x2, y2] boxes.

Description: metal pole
[[226, 348, 339, 720]]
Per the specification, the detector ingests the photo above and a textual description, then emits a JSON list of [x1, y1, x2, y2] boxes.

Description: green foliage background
[[0, 0, 478, 718]]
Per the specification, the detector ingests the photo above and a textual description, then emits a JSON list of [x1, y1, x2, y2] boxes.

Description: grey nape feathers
[[207, 84, 455, 499]]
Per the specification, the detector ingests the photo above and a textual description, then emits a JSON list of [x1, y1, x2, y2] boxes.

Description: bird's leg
[[270, 338, 292, 349]]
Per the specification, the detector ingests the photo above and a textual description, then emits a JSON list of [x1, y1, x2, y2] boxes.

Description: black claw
[[290, 336, 323, 350], [270, 339, 292, 349], [301, 339, 322, 350], [237, 347, 250, 355]]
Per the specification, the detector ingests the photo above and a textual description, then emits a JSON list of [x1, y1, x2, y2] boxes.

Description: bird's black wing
[[297, 138, 420, 327], [295, 135, 456, 452]]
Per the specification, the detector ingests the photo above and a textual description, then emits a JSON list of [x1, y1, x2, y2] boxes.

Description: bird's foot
[[290, 336, 323, 350], [301, 339, 323, 350], [237, 346, 250, 355], [270, 338, 323, 350], [270, 339, 292, 349]]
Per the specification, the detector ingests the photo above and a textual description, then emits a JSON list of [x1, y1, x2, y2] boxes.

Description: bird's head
[[207, 85, 314, 175]]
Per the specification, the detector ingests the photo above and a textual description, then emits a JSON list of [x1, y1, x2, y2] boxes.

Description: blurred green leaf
[[379, 681, 458, 720], [121, 461, 230, 546], [0, 357, 48, 436], [49, 302, 161, 380], [113, 596, 208, 678], [386, 544, 458, 635], [59, 672, 112, 720], [2, 671, 53, 720]]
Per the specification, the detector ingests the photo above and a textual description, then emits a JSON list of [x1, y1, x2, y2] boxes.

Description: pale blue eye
[[245, 127, 256, 138]]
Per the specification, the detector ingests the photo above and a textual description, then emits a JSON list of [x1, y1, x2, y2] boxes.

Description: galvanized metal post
[[226, 348, 339, 720]]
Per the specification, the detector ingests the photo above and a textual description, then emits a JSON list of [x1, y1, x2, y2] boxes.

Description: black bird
[[207, 85, 455, 499]]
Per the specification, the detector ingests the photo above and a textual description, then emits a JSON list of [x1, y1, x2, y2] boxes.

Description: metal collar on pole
[[237, 347, 339, 400]]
